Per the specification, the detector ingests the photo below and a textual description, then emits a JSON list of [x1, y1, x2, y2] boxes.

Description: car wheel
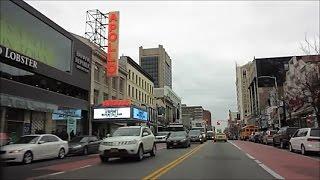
[[23, 151, 33, 164], [150, 144, 156, 157], [301, 144, 307, 155], [83, 146, 88, 155], [136, 145, 144, 161], [100, 155, 108, 162], [289, 143, 293, 152], [58, 148, 65, 159]]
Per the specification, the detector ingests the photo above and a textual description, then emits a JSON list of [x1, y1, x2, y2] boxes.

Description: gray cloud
[[26, 1, 319, 121]]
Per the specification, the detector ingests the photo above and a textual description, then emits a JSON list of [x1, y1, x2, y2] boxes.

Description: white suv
[[99, 126, 156, 162], [289, 128, 320, 155]]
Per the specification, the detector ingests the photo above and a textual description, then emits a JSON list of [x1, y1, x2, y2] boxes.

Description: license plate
[[110, 149, 118, 153]]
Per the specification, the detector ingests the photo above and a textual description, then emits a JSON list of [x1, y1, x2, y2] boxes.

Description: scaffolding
[[85, 9, 108, 51]]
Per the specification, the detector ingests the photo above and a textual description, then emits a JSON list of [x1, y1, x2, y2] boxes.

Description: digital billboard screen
[[133, 108, 148, 121], [0, 0, 72, 72], [94, 107, 131, 119]]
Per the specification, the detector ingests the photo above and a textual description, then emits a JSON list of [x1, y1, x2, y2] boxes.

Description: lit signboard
[[106, 11, 119, 77], [133, 108, 148, 121], [101, 99, 131, 107], [94, 107, 130, 119], [52, 109, 82, 120]]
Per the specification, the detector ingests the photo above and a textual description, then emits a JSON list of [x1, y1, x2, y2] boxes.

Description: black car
[[253, 132, 264, 143], [166, 131, 191, 148], [206, 131, 215, 140], [273, 126, 299, 149], [68, 136, 101, 155], [189, 129, 204, 143]]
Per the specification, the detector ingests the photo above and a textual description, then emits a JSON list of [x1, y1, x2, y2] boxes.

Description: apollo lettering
[[3, 47, 37, 68], [107, 11, 120, 77]]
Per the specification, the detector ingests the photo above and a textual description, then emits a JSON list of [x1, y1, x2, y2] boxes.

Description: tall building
[[139, 45, 172, 88], [181, 105, 204, 129], [0, 0, 91, 139], [203, 110, 212, 130], [74, 34, 127, 135], [236, 62, 252, 125]]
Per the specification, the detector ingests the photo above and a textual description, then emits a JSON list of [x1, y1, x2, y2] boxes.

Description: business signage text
[[52, 109, 82, 120], [0, 45, 38, 69], [74, 51, 90, 73], [101, 99, 131, 107], [133, 108, 148, 121], [94, 107, 130, 119], [106, 11, 120, 77]]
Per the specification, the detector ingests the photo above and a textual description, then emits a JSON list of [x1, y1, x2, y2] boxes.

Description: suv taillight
[[307, 138, 320, 142]]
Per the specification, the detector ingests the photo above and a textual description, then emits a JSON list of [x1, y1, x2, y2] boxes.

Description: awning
[[0, 93, 58, 112]]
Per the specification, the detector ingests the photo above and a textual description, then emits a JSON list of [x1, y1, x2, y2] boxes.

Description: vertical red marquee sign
[[107, 11, 120, 77]]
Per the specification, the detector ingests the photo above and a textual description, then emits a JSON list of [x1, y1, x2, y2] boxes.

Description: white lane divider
[[229, 141, 285, 180]]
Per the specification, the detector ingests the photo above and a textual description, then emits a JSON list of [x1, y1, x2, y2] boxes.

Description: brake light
[[307, 138, 320, 142]]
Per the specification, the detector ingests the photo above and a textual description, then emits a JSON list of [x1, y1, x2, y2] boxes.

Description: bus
[[240, 125, 258, 140]]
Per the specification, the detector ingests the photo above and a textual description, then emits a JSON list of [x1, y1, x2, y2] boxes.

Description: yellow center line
[[142, 144, 205, 180]]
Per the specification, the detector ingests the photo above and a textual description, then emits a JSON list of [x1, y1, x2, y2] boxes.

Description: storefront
[[92, 100, 149, 138], [0, 0, 91, 140]]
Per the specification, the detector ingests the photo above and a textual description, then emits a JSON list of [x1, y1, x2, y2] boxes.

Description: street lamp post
[[256, 76, 281, 128]]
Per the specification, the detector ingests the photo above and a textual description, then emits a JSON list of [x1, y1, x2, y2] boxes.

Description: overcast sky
[[26, 1, 319, 128]]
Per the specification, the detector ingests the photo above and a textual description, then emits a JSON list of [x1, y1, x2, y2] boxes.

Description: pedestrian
[[70, 130, 75, 140], [61, 129, 68, 141]]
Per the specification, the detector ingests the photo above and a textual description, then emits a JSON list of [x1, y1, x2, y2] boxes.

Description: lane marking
[[143, 144, 205, 180], [229, 141, 285, 180], [259, 163, 284, 180], [228, 141, 242, 150], [32, 164, 93, 179], [246, 153, 255, 160], [48, 171, 65, 176]]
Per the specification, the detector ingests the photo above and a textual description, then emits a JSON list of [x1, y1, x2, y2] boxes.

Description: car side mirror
[[142, 132, 149, 137], [106, 134, 111, 138], [38, 140, 45, 144]]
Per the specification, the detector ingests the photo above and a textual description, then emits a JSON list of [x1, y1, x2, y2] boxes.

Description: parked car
[[189, 129, 204, 144], [262, 130, 277, 145], [68, 136, 101, 155], [0, 134, 68, 164], [214, 133, 227, 142], [206, 131, 215, 140], [253, 132, 264, 143], [167, 131, 191, 148], [249, 132, 255, 142], [99, 126, 156, 162], [273, 126, 299, 149], [289, 128, 320, 155], [155, 131, 170, 143]]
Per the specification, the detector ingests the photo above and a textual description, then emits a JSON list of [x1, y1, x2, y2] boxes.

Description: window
[[132, 72, 135, 81], [94, 64, 100, 82], [48, 135, 59, 142], [136, 74, 138, 84], [112, 96, 116, 100], [128, 70, 131, 79], [136, 89, 138, 99], [104, 71, 108, 86], [112, 78, 117, 89], [94, 89, 99, 104], [139, 77, 141, 86], [128, 85, 131, 96], [139, 91, 141, 101], [120, 78, 124, 93], [132, 87, 134, 98], [103, 93, 108, 100]]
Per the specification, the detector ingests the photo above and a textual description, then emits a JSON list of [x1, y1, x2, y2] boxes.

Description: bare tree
[[300, 34, 320, 55]]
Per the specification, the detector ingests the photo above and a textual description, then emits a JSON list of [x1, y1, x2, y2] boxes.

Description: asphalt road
[[28, 141, 274, 180], [2, 141, 318, 180]]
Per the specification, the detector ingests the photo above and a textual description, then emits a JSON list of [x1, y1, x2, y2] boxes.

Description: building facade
[[73, 34, 128, 136], [236, 62, 252, 126], [203, 110, 212, 131], [0, 0, 91, 141], [139, 45, 172, 88], [181, 105, 205, 129], [154, 86, 181, 127], [119, 56, 157, 132]]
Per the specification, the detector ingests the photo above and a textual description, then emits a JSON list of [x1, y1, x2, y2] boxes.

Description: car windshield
[[70, 137, 88, 143], [113, 128, 141, 136], [169, 131, 186, 137], [189, 130, 201, 135], [310, 129, 320, 137], [157, 132, 169, 136], [14, 136, 40, 144]]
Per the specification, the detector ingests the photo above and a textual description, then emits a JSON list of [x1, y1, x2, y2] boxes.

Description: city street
[[2, 141, 319, 180]]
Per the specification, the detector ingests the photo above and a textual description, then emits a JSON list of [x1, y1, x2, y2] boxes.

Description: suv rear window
[[310, 129, 320, 137], [287, 128, 299, 135]]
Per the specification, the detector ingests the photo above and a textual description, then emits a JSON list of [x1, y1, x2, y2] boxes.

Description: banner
[[67, 117, 77, 135], [106, 11, 120, 77]]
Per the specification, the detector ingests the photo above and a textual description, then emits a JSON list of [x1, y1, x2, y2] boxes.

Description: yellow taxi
[[214, 133, 227, 142]]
